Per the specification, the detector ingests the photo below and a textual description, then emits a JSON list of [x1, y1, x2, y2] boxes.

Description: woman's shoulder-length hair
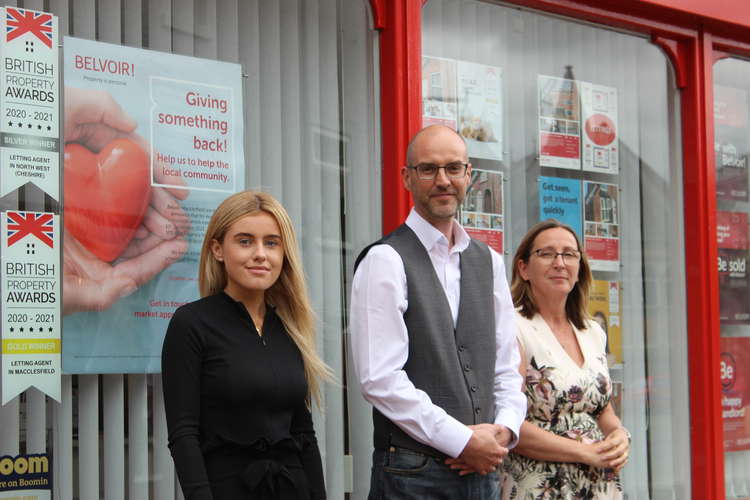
[[510, 219, 593, 330]]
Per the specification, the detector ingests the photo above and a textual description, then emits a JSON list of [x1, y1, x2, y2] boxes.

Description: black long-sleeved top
[[162, 292, 326, 500]]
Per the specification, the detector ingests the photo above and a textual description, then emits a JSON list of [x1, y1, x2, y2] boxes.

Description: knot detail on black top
[[240, 457, 306, 500]]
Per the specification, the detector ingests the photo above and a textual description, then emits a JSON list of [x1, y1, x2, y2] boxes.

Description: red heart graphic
[[64, 138, 151, 262]]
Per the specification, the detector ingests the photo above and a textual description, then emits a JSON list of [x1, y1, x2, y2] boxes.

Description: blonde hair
[[198, 190, 332, 406], [510, 219, 593, 330]]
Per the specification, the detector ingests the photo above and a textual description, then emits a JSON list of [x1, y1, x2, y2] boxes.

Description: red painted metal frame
[[651, 28, 725, 499], [681, 30, 725, 499], [370, 0, 423, 234], [373, 0, 731, 497]]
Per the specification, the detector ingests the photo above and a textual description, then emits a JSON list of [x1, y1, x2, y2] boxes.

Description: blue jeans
[[368, 447, 500, 500]]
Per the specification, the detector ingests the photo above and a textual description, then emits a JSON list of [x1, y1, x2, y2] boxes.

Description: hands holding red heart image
[[63, 88, 191, 315]]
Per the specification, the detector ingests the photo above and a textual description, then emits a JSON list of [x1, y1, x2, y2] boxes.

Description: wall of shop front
[[3, 0, 750, 499]]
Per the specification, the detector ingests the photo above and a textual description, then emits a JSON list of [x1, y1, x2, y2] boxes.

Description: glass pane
[[423, 1, 688, 498], [713, 56, 750, 500]]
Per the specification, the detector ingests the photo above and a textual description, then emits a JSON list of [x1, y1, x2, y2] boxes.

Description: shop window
[[713, 56, 750, 500], [423, 1, 689, 498]]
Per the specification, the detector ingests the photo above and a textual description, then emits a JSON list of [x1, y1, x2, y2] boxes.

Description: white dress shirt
[[350, 209, 526, 459]]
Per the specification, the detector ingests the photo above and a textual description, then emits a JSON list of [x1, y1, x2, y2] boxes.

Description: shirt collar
[[405, 208, 471, 253]]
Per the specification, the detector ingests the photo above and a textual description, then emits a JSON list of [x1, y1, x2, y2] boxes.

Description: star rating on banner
[[7, 326, 54, 333], [6, 121, 52, 131]]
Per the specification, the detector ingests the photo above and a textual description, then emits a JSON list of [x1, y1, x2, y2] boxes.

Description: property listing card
[[714, 85, 749, 202], [457, 62, 503, 161], [422, 56, 458, 130], [581, 82, 618, 175], [538, 75, 581, 170], [583, 181, 620, 272], [461, 169, 504, 253], [718, 211, 750, 324], [588, 279, 622, 365], [721, 336, 750, 451], [538, 176, 582, 238]]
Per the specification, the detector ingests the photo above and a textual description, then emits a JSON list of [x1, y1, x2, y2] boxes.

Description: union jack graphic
[[6, 212, 54, 248], [5, 8, 53, 48]]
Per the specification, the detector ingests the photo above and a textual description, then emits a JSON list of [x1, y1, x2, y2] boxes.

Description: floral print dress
[[502, 312, 622, 500]]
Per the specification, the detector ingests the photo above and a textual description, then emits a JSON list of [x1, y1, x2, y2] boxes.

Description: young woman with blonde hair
[[162, 190, 331, 500]]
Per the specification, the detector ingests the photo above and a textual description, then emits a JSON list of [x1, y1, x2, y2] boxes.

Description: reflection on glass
[[714, 57, 750, 500], [423, 0, 688, 497]]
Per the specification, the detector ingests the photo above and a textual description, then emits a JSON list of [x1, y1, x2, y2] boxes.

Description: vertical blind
[[0, 1, 381, 499]]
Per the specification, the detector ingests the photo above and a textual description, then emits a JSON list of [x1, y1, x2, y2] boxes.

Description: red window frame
[[368, 0, 750, 498]]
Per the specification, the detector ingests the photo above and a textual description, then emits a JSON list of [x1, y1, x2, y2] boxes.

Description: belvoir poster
[[62, 37, 244, 373]]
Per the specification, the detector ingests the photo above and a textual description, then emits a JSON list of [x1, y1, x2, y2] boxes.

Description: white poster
[[581, 82, 618, 174], [0, 7, 60, 200], [457, 61, 503, 161], [1, 211, 61, 405]]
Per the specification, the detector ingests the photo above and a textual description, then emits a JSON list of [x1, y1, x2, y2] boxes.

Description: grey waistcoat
[[354, 224, 496, 458]]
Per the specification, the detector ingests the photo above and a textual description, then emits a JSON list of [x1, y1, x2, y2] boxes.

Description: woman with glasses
[[162, 191, 331, 500], [501, 219, 629, 499]]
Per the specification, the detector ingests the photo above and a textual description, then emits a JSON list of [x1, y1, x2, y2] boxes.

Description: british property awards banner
[[0, 7, 61, 405], [0, 7, 60, 200], [1, 212, 61, 405], [62, 37, 245, 374]]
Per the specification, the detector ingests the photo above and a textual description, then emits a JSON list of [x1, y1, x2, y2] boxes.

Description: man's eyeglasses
[[531, 247, 581, 265], [407, 162, 469, 180]]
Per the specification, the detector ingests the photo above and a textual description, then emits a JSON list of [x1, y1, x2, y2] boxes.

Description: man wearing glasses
[[350, 125, 526, 499]]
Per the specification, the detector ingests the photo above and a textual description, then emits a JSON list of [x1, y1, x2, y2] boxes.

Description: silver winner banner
[[0, 7, 60, 200]]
